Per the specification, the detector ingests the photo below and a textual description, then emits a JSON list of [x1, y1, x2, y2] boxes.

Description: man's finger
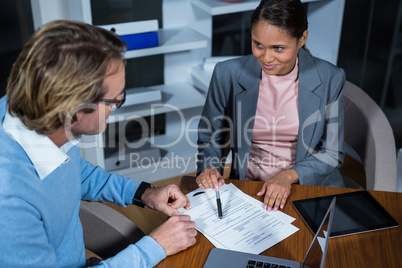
[[170, 195, 191, 211]]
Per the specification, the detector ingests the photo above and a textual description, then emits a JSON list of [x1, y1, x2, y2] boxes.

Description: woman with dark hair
[[196, 0, 345, 212]]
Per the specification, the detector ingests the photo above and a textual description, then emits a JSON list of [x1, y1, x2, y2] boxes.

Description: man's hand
[[150, 215, 197, 256], [257, 169, 298, 212], [196, 167, 225, 190], [141, 184, 190, 216]]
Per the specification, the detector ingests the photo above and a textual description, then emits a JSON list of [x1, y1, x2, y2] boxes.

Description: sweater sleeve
[[95, 236, 166, 268], [80, 157, 138, 206]]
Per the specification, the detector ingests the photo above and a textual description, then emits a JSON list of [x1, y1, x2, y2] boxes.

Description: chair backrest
[[343, 81, 397, 191], [79, 200, 145, 259]]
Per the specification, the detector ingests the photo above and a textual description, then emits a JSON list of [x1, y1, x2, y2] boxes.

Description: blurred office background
[[0, 0, 401, 151], [338, 0, 402, 150]]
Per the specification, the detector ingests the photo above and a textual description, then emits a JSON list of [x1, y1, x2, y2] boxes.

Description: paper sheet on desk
[[179, 183, 299, 254]]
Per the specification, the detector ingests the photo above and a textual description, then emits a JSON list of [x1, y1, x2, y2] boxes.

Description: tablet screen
[[292, 191, 399, 237]]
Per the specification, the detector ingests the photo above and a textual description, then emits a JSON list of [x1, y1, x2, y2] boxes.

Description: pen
[[216, 189, 223, 219]]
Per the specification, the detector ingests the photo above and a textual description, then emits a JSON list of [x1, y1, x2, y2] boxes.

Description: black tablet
[[292, 190, 399, 237]]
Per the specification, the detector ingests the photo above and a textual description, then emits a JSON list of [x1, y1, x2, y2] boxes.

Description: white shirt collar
[[3, 112, 75, 180]]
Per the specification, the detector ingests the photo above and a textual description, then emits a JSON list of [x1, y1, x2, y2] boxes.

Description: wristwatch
[[132, 181, 154, 207]]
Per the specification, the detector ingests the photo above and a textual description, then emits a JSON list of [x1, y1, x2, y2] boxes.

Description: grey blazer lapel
[[235, 56, 260, 179], [296, 49, 322, 161]]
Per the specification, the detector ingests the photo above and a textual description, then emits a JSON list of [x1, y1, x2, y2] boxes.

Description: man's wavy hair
[[6, 20, 126, 135]]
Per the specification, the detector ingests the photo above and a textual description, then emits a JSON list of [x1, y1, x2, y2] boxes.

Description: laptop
[[203, 197, 336, 268]]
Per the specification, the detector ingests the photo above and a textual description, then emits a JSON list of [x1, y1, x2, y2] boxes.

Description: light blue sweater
[[0, 96, 165, 267]]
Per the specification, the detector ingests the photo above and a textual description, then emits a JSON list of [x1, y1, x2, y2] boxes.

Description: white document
[[180, 183, 299, 254]]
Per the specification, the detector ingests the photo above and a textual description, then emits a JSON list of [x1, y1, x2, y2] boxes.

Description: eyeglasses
[[100, 90, 126, 109]]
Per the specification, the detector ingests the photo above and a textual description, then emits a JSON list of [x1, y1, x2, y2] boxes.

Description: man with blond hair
[[0, 20, 196, 267]]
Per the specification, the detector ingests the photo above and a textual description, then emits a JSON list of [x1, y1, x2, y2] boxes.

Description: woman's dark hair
[[250, 0, 308, 40]]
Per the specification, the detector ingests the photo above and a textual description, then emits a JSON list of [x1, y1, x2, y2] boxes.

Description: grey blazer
[[197, 48, 345, 187]]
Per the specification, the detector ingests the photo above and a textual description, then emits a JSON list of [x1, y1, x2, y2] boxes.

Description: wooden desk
[[156, 177, 402, 268]]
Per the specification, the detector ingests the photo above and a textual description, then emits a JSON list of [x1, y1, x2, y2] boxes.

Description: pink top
[[245, 59, 299, 181]]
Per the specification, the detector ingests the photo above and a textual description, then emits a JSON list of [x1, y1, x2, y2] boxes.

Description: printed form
[[180, 183, 299, 254]]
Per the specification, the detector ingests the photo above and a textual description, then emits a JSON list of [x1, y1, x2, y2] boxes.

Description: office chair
[[342, 81, 397, 191], [79, 200, 145, 259]]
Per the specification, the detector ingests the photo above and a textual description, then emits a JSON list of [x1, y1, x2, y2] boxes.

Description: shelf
[[124, 27, 208, 59], [192, 0, 322, 16], [107, 82, 206, 123], [108, 125, 199, 179], [190, 56, 242, 92], [190, 64, 212, 93], [112, 152, 197, 180], [151, 128, 199, 159]]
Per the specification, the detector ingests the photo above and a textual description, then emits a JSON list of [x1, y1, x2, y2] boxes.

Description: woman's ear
[[298, 30, 308, 48]]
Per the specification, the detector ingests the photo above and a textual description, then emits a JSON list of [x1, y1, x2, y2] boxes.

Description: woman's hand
[[257, 169, 298, 212], [196, 167, 225, 190]]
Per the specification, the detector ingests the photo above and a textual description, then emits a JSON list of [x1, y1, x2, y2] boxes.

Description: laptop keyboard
[[246, 259, 292, 268]]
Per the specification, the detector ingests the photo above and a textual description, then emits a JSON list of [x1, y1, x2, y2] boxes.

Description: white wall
[[30, 0, 91, 29]]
